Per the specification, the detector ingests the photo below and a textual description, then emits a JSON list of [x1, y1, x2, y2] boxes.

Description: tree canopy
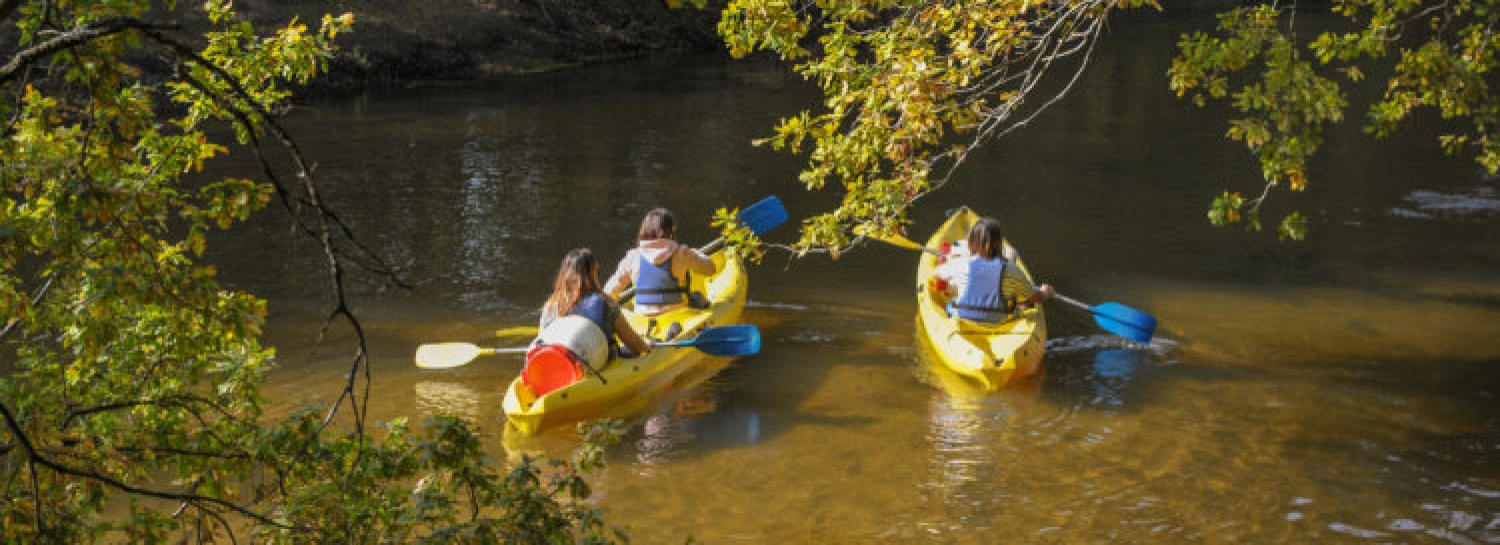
[[1, 1, 622, 542], [717, 0, 1500, 245]]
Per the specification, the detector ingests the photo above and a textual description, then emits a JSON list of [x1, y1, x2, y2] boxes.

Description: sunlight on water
[[1391, 187, 1500, 219], [1134, 280, 1500, 367]]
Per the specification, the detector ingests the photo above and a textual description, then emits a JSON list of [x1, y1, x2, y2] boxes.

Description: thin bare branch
[[0, 400, 298, 532]]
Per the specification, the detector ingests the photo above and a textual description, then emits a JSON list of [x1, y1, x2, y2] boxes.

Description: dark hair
[[637, 208, 676, 241], [967, 217, 1006, 259], [544, 248, 601, 316]]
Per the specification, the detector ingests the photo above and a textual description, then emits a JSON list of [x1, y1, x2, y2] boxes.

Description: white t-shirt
[[932, 243, 1035, 302]]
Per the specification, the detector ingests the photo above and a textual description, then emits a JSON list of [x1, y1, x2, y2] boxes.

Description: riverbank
[[234, 0, 723, 90]]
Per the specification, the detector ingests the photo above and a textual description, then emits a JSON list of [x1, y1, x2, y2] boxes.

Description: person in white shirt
[[931, 216, 1053, 322], [604, 208, 717, 317]]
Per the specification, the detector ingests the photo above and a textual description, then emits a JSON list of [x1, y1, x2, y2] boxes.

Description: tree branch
[[0, 16, 178, 85], [0, 399, 299, 533]]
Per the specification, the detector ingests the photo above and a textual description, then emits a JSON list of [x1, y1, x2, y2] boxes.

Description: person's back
[[952, 255, 1016, 322], [932, 217, 1053, 323], [604, 208, 716, 316], [536, 249, 651, 366]]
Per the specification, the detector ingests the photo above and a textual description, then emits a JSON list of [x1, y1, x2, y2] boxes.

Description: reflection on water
[[1089, 348, 1143, 408], [632, 386, 766, 466], [1392, 187, 1500, 220], [413, 380, 481, 423]]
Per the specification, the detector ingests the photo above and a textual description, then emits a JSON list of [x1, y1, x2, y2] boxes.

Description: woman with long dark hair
[[539, 248, 651, 361]]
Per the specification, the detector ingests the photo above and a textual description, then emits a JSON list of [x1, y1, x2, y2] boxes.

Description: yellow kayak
[[502, 251, 748, 435], [915, 208, 1047, 390]]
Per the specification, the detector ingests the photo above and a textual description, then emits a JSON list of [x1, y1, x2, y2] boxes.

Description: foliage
[[721, 0, 1498, 244], [1170, 0, 1500, 240], [1, 1, 624, 542], [717, 0, 1157, 254], [713, 206, 768, 263], [250, 416, 626, 544]]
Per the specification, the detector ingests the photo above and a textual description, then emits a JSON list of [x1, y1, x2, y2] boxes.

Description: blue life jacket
[[634, 254, 688, 306], [953, 257, 1014, 323], [571, 292, 619, 357], [571, 292, 613, 336]]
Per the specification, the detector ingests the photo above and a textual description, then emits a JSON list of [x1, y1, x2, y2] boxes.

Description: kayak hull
[[915, 208, 1047, 390], [502, 251, 747, 435]]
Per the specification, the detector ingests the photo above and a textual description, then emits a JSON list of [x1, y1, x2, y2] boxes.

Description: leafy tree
[[717, 0, 1156, 254], [717, 0, 1500, 245], [1, 1, 623, 542], [1170, 0, 1500, 239]]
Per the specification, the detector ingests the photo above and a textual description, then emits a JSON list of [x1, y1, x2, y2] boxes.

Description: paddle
[[415, 344, 528, 370], [869, 232, 1158, 344], [494, 325, 539, 338], [1051, 295, 1157, 344], [656, 324, 761, 357], [413, 324, 762, 369], [408, 325, 540, 370], [620, 195, 788, 303], [418, 196, 784, 369], [700, 195, 789, 253]]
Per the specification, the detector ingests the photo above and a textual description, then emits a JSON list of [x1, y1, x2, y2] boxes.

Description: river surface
[[210, 15, 1500, 543]]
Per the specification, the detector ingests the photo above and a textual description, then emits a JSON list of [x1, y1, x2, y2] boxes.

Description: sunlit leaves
[[4, 1, 626, 541], [1279, 211, 1308, 241], [722, 0, 1144, 252], [1207, 191, 1245, 226], [1172, 0, 1500, 238], [713, 206, 767, 263]]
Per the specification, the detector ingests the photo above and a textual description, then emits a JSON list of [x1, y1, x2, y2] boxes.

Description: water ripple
[[1390, 187, 1500, 219]]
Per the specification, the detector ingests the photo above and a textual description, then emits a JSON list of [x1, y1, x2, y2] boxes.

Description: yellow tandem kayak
[[502, 251, 748, 435], [915, 208, 1047, 390]]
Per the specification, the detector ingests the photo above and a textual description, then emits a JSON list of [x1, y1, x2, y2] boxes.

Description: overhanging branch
[[0, 16, 177, 85], [0, 400, 298, 532]]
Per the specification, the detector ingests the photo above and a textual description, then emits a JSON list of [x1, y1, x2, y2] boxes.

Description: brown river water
[[206, 16, 1500, 543]]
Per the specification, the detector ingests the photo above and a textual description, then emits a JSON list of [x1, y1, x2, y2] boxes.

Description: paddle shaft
[[619, 195, 785, 304], [871, 231, 1156, 343], [1051, 293, 1094, 314], [878, 235, 1050, 296]]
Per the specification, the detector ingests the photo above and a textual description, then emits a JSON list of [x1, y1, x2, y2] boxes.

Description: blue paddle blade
[[738, 196, 788, 236], [661, 324, 761, 357], [1090, 302, 1157, 344]]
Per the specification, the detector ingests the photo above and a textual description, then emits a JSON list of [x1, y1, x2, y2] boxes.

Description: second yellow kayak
[[914, 207, 1047, 390]]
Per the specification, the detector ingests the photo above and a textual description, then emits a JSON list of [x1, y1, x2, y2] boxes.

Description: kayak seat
[[522, 345, 585, 397]]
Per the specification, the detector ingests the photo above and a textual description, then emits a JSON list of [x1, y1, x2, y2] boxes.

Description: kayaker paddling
[[605, 208, 717, 318], [931, 216, 1054, 323], [501, 196, 784, 434], [907, 208, 1050, 389], [533, 248, 652, 376]]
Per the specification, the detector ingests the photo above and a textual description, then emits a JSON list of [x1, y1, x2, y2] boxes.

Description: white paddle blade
[[415, 343, 482, 369]]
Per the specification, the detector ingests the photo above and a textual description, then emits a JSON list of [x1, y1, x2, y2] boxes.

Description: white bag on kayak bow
[[534, 315, 609, 370]]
